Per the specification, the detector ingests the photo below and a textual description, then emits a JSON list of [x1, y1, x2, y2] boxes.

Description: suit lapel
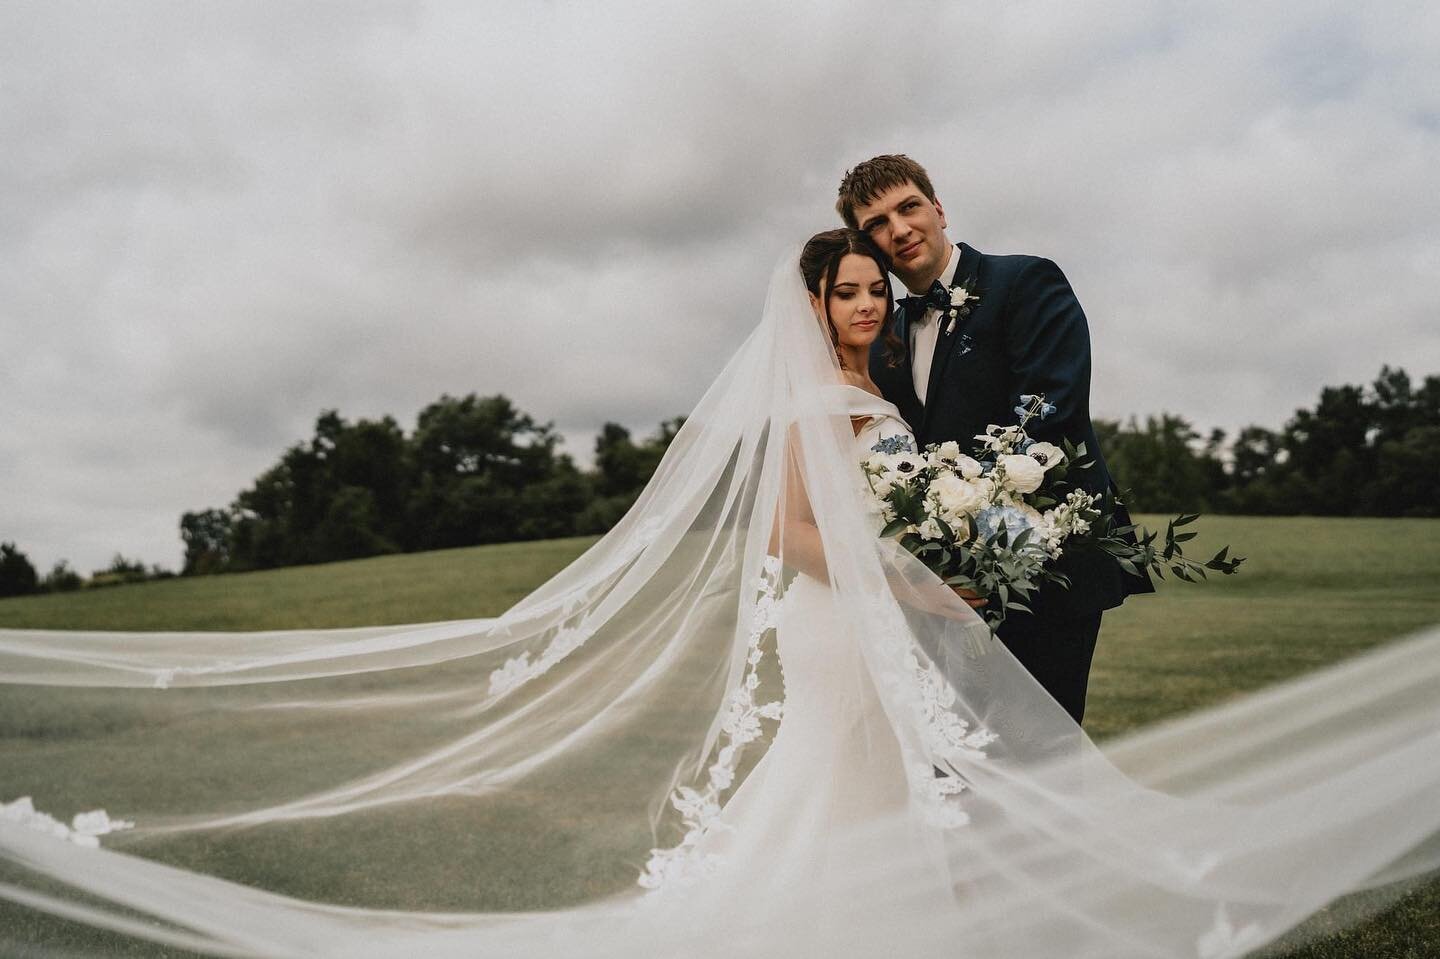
[[919, 243, 980, 439], [880, 302, 923, 423]]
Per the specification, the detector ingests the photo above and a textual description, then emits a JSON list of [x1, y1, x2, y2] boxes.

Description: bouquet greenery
[[862, 395, 1243, 629]]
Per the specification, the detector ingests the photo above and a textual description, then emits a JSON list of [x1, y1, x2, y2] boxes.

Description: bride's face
[[812, 253, 888, 349]]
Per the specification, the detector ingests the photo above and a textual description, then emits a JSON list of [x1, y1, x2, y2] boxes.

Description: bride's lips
[[853, 319, 879, 330]]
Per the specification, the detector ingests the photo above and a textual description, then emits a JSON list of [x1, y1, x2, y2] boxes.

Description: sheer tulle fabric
[[1, 252, 1438, 958]]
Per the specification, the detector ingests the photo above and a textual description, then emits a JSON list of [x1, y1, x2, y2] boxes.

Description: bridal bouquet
[[862, 395, 1242, 629]]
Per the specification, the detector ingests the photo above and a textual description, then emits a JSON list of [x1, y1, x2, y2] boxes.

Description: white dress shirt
[[907, 245, 959, 405]]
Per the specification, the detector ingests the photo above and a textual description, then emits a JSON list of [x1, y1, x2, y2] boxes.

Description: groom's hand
[[952, 587, 987, 609]]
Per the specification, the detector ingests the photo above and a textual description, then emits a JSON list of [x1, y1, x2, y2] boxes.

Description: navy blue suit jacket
[[869, 242, 1152, 619]]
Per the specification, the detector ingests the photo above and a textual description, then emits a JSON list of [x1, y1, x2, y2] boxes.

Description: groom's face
[[853, 182, 949, 290]]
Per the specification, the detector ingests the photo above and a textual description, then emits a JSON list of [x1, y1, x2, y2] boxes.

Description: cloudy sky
[[2, 1, 1437, 574]]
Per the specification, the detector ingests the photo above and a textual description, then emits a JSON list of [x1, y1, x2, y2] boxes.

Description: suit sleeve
[[1001, 257, 1094, 449]]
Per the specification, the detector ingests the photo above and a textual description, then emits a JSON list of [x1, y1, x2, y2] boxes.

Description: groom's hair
[[836, 155, 938, 229]]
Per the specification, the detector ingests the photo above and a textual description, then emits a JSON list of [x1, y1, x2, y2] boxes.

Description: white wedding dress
[[660, 388, 921, 894], [2, 252, 1438, 959]]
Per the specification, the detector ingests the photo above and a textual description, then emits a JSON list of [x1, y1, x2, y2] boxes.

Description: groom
[[839, 154, 1151, 724]]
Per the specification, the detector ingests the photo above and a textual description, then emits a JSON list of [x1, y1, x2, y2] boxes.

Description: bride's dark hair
[[799, 229, 905, 368]]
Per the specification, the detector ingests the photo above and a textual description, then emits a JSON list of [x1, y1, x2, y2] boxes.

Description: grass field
[[2, 515, 1438, 957]]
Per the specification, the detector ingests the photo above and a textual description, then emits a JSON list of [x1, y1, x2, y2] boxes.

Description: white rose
[[928, 473, 988, 521], [1026, 442, 1065, 471], [954, 454, 983, 479], [998, 454, 1046, 494], [927, 440, 963, 470], [949, 286, 972, 307], [917, 517, 945, 540]]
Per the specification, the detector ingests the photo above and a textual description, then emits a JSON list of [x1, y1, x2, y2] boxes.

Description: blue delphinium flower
[[870, 435, 916, 455], [1015, 394, 1058, 420]]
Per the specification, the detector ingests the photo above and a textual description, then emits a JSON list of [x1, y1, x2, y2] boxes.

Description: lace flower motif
[[151, 659, 242, 690], [871, 598, 997, 827], [487, 621, 595, 696], [0, 796, 134, 848], [638, 557, 786, 891]]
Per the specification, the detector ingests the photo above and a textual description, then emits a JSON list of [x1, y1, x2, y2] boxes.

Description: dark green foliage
[[40, 560, 83, 593], [1102, 366, 1440, 517], [574, 418, 685, 534], [88, 554, 171, 588], [1098, 414, 1220, 513], [0, 542, 38, 597], [181, 508, 233, 574], [189, 396, 682, 575]]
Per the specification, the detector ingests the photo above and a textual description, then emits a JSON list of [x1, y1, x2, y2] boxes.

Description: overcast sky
[[2, 1, 1437, 575]]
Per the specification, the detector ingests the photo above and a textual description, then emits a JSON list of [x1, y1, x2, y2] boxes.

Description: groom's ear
[[934, 196, 948, 230]]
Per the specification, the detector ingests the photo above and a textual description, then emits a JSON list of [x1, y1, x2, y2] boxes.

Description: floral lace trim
[[484, 517, 674, 697], [873, 598, 997, 828], [151, 659, 244, 689], [637, 556, 786, 891], [487, 621, 595, 696], [1, 796, 133, 848]]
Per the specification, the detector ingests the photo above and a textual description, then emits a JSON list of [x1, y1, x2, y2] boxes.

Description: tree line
[[165, 395, 683, 577], [1099, 366, 1439, 516], [1, 366, 1435, 597]]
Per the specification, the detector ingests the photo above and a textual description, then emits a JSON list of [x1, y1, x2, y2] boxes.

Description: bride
[[1, 231, 1438, 958]]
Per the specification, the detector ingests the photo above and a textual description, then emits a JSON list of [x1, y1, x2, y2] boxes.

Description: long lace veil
[[2, 250, 1438, 958]]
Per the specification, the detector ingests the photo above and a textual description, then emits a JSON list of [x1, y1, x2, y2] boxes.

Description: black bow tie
[[897, 280, 950, 324]]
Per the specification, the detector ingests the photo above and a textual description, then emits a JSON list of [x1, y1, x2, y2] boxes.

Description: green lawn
[[2, 517, 1438, 957]]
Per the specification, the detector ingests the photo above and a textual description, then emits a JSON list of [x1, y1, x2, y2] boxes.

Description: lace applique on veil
[[638, 557, 786, 891]]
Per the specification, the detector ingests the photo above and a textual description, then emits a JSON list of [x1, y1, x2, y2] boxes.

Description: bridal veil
[[2, 251, 1438, 958]]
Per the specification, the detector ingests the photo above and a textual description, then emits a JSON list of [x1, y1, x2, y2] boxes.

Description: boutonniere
[[943, 284, 978, 336]]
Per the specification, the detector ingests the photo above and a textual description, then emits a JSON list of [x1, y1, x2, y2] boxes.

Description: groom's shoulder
[[969, 245, 1059, 285]]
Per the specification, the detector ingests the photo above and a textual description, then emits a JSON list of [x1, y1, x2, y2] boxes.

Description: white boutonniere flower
[[943, 283, 978, 335]]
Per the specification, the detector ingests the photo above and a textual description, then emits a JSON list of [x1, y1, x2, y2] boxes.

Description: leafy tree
[[181, 508, 233, 575], [1095, 414, 1220, 512], [0, 542, 39, 598], [228, 410, 411, 568], [89, 554, 150, 589], [582, 417, 686, 532], [1218, 426, 1287, 514], [1369, 424, 1440, 517], [314, 486, 397, 560], [1217, 366, 1440, 516], [40, 560, 83, 593], [407, 394, 570, 547]]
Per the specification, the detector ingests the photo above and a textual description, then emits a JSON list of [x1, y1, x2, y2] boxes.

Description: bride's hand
[[885, 573, 985, 623], [952, 586, 987, 610]]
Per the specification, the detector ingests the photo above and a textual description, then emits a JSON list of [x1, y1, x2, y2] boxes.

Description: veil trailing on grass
[[2, 250, 1439, 958]]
